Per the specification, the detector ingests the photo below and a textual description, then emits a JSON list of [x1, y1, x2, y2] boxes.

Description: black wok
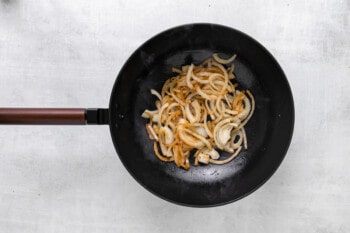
[[0, 24, 294, 207]]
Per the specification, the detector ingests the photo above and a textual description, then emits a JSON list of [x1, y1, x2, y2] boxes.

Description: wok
[[0, 24, 294, 207]]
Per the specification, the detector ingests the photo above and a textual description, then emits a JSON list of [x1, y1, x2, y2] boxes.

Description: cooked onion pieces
[[142, 54, 255, 170]]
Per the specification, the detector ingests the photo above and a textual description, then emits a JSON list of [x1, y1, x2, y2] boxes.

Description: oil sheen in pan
[[133, 49, 271, 183]]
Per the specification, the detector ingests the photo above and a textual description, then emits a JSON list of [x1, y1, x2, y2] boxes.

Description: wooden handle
[[0, 108, 86, 125]]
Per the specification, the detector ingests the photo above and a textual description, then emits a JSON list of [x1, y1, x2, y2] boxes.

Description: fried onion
[[142, 54, 255, 170]]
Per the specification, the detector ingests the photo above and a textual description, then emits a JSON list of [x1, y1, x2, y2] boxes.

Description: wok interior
[[110, 24, 293, 206]]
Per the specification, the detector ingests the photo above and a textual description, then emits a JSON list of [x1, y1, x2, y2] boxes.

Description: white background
[[0, 0, 349, 232]]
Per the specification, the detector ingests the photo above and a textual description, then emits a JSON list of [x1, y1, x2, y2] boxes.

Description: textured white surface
[[0, 0, 349, 232]]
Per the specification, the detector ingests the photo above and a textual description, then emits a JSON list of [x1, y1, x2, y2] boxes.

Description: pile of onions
[[142, 54, 255, 170]]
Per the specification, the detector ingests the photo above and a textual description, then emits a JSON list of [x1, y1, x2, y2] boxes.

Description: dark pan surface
[[109, 24, 294, 207]]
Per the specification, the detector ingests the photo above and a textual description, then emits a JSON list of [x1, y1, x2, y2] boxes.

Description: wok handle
[[0, 108, 109, 125]]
